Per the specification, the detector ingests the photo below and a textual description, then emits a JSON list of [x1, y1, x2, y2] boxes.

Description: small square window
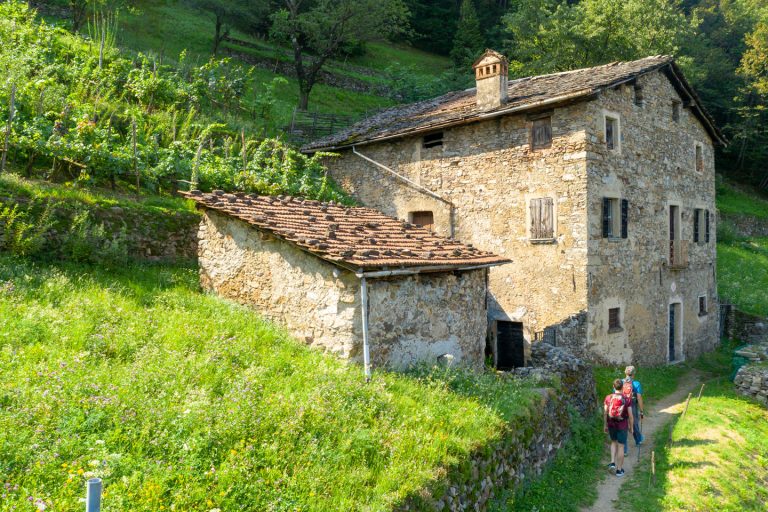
[[423, 132, 443, 149], [605, 116, 619, 151], [531, 117, 552, 150], [608, 307, 622, 332], [698, 295, 708, 317], [410, 211, 434, 231], [695, 144, 704, 173], [672, 100, 681, 122]]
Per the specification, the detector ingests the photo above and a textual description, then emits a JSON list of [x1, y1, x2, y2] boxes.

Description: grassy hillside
[[717, 181, 768, 220], [47, 0, 451, 126], [0, 256, 544, 511], [619, 346, 768, 511]]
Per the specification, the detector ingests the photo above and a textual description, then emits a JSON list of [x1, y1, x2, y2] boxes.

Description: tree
[[270, 0, 410, 110], [404, 0, 458, 55], [187, 0, 268, 55], [450, 0, 486, 69]]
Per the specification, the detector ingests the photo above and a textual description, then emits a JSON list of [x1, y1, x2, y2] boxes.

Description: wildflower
[[95, 440, 105, 445], [77, 469, 84, 475]]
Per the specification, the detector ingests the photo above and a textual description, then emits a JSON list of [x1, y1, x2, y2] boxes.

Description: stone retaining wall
[[720, 213, 768, 238], [0, 196, 200, 262], [732, 310, 768, 344], [734, 363, 768, 406], [396, 387, 569, 512]]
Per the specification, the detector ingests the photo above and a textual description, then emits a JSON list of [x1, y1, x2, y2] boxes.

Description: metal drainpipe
[[360, 276, 372, 382], [352, 146, 455, 238]]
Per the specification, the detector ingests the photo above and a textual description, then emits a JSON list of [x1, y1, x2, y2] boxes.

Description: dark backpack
[[607, 393, 627, 421]]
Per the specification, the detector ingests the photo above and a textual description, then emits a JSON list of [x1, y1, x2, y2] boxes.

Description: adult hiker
[[604, 378, 634, 477], [622, 365, 645, 453]]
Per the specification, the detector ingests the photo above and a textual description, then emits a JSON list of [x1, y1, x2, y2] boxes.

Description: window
[[698, 295, 708, 317], [634, 85, 644, 106], [672, 100, 681, 122], [422, 132, 443, 149], [695, 143, 704, 173], [530, 197, 554, 241], [410, 211, 434, 231], [694, 209, 711, 245], [602, 197, 628, 239], [531, 117, 552, 150], [605, 116, 619, 151], [608, 307, 622, 332]]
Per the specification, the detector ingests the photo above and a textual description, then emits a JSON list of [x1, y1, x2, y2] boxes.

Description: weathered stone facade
[[321, 66, 720, 366], [197, 210, 490, 368], [734, 360, 768, 407]]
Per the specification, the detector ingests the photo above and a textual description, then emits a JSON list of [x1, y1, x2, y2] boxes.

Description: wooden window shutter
[[693, 209, 700, 243], [530, 198, 554, 239], [602, 198, 612, 238], [705, 209, 710, 243], [531, 117, 552, 149], [621, 199, 629, 239]]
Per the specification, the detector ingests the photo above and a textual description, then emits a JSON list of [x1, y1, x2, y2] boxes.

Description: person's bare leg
[[616, 442, 625, 471], [610, 441, 617, 464]]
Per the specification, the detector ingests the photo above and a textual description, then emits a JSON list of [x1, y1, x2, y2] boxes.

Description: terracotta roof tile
[[302, 56, 724, 151], [183, 191, 510, 271]]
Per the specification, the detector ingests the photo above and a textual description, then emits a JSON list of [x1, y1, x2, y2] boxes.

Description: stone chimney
[[472, 50, 508, 111]]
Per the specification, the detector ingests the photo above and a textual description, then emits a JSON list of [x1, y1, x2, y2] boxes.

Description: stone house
[[303, 51, 727, 366], [183, 190, 509, 373]]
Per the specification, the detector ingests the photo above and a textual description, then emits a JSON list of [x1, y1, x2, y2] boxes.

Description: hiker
[[604, 378, 634, 477], [622, 365, 645, 453]]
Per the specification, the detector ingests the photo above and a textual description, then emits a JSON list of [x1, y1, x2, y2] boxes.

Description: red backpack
[[621, 379, 634, 400], [607, 392, 627, 421]]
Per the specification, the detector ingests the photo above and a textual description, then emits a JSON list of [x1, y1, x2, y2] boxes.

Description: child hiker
[[604, 378, 634, 477]]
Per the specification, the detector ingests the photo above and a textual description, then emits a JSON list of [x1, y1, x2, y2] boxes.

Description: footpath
[[582, 370, 703, 512]]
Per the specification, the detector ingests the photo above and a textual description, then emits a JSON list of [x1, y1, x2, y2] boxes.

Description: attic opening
[[409, 211, 434, 231], [422, 132, 444, 149]]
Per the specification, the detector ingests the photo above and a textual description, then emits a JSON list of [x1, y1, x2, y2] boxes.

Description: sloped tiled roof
[[303, 56, 725, 151], [183, 190, 510, 271]]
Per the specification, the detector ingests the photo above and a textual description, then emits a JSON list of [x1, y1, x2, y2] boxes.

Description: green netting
[[731, 343, 751, 381]]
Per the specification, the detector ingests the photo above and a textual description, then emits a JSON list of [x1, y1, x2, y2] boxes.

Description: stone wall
[[734, 362, 768, 406], [365, 270, 488, 370], [197, 210, 489, 368], [0, 195, 199, 261], [395, 387, 569, 512], [584, 70, 719, 365], [733, 310, 768, 344], [719, 213, 768, 238], [515, 341, 597, 417]]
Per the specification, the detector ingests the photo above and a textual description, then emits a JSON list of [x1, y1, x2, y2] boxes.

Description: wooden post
[[1, 84, 16, 174], [132, 117, 139, 193], [681, 392, 692, 419], [697, 383, 705, 401], [651, 450, 656, 486]]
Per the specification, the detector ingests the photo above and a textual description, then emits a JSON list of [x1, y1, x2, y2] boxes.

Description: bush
[[717, 217, 740, 245], [0, 199, 54, 256], [60, 209, 129, 266]]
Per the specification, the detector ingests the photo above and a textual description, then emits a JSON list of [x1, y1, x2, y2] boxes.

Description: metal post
[[86, 478, 102, 512], [360, 276, 371, 382]]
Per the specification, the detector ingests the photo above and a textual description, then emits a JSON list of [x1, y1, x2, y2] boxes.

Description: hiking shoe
[[616, 469, 625, 477], [607, 462, 616, 472]]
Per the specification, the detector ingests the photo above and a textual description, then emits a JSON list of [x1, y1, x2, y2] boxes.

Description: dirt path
[[582, 370, 703, 512]]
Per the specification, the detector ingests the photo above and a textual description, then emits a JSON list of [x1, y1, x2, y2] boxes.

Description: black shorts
[[608, 427, 628, 444]]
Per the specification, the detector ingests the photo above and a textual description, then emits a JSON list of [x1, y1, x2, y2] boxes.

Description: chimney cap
[[472, 49, 508, 69]]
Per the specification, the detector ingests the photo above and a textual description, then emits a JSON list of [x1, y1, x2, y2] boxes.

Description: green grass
[[716, 181, 768, 219], [0, 174, 196, 215], [488, 411, 605, 512], [619, 367, 768, 510], [717, 238, 768, 317], [0, 256, 542, 511]]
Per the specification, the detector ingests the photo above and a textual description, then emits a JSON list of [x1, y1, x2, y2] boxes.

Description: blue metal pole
[[86, 478, 102, 512]]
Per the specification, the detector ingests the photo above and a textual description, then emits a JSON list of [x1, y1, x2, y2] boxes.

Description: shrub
[[61, 209, 129, 266], [0, 200, 54, 256]]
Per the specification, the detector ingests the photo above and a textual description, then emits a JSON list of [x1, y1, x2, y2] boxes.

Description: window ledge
[[607, 237, 625, 243], [608, 327, 624, 334], [698, 312, 708, 318], [530, 238, 556, 245]]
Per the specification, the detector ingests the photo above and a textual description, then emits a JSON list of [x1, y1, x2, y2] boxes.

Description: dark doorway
[[669, 303, 681, 362], [496, 321, 525, 370]]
